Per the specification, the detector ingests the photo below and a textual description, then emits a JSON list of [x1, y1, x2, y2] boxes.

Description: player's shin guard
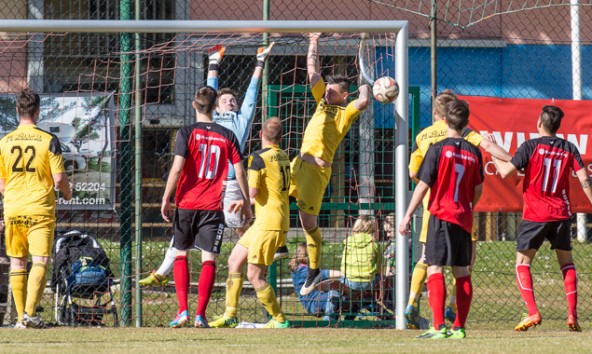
[[10, 269, 27, 321], [427, 273, 446, 330], [225, 272, 243, 318], [561, 263, 577, 318], [453, 276, 472, 328], [516, 264, 538, 316], [173, 256, 189, 313], [25, 263, 47, 316], [304, 226, 322, 270], [256, 282, 285, 323], [197, 261, 216, 317], [408, 262, 428, 308]]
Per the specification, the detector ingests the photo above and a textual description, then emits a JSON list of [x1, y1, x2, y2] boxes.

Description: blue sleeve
[[237, 75, 260, 139], [207, 76, 219, 91]]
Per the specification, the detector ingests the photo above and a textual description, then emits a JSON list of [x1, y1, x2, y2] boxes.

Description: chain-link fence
[[0, 0, 591, 327]]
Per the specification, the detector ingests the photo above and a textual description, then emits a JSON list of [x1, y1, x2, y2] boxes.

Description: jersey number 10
[[198, 144, 221, 180]]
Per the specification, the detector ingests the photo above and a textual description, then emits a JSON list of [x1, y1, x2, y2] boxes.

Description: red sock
[[453, 275, 472, 329], [516, 264, 538, 316], [173, 256, 189, 313], [427, 273, 446, 329], [197, 261, 216, 317], [561, 263, 577, 318]]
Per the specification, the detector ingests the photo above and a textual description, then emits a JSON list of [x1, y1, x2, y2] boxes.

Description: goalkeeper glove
[[208, 44, 225, 71], [256, 42, 275, 68]]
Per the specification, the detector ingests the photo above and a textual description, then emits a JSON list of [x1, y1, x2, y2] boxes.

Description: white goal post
[[0, 20, 410, 329]]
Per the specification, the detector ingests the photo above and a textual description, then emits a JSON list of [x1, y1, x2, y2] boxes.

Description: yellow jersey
[[0, 125, 65, 218], [409, 119, 484, 175], [247, 144, 291, 231], [300, 80, 362, 163]]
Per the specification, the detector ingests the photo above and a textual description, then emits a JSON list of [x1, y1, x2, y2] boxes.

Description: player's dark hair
[[194, 86, 217, 115], [540, 105, 564, 134], [262, 117, 283, 144], [326, 75, 350, 93], [217, 88, 238, 103], [446, 99, 470, 131], [16, 88, 40, 119]]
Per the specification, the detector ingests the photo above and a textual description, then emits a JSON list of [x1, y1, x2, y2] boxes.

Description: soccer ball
[[372, 76, 399, 104]]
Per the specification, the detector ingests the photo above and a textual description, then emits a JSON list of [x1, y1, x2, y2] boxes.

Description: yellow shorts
[[5, 215, 55, 258], [289, 156, 331, 216], [419, 190, 477, 243], [238, 228, 287, 266]]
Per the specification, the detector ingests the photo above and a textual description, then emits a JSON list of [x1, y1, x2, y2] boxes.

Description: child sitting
[[340, 215, 382, 291]]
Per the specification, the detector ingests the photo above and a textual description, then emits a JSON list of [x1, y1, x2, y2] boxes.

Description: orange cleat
[[514, 312, 542, 332]]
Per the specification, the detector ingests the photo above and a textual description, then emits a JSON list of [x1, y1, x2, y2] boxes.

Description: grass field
[[1, 322, 590, 354]]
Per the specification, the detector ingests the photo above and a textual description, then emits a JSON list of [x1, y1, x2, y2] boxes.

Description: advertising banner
[[0, 93, 116, 210], [459, 95, 592, 213]]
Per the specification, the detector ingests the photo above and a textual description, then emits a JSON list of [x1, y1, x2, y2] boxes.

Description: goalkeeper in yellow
[[210, 117, 291, 328], [404, 90, 511, 328], [293, 33, 372, 296], [0, 88, 72, 329]]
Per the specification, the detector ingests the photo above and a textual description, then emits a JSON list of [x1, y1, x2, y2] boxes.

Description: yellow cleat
[[514, 312, 542, 332]]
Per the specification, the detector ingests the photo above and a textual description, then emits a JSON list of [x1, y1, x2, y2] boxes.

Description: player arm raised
[[161, 155, 185, 222], [206, 44, 225, 88], [307, 33, 322, 89], [398, 180, 430, 235], [353, 84, 372, 111]]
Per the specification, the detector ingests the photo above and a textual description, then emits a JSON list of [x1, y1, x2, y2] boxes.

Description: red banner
[[458, 95, 592, 213]]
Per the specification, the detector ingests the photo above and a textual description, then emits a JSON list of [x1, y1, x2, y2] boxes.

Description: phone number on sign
[[69, 182, 107, 192]]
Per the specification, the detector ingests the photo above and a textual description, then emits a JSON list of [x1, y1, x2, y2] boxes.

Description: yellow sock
[[10, 269, 27, 321], [25, 263, 47, 316], [225, 273, 243, 318], [304, 227, 322, 269], [407, 261, 428, 308], [255, 282, 285, 323]]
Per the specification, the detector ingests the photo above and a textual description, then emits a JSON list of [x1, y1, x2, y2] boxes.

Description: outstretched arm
[[239, 42, 275, 120], [307, 33, 322, 88], [576, 168, 592, 204], [491, 156, 518, 178], [480, 137, 512, 161], [353, 84, 371, 111]]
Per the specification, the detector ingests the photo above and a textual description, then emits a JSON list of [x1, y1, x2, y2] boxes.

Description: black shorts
[[425, 215, 472, 267], [516, 219, 572, 252], [172, 209, 225, 254]]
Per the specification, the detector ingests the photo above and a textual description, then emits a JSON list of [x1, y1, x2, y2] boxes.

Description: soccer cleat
[[21, 313, 46, 329], [139, 271, 169, 287], [567, 314, 582, 332], [194, 315, 210, 328], [14, 321, 26, 329], [273, 245, 290, 261], [169, 310, 189, 328], [514, 312, 542, 331], [263, 318, 290, 329], [416, 326, 449, 339], [448, 327, 466, 339], [300, 271, 321, 296], [210, 314, 239, 328], [404, 305, 420, 329], [444, 306, 457, 323]]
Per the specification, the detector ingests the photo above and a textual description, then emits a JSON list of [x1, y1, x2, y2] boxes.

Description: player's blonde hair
[[262, 117, 283, 144], [288, 242, 308, 272], [352, 214, 376, 234], [434, 89, 457, 118]]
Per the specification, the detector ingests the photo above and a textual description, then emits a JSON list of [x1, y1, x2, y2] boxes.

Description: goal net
[[0, 21, 409, 327]]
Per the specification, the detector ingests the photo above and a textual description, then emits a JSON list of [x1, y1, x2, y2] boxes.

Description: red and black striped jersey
[[173, 122, 243, 211], [418, 138, 484, 233], [510, 136, 584, 222]]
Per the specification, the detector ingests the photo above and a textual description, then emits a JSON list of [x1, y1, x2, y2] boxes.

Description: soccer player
[[293, 33, 372, 295], [139, 42, 275, 287], [404, 90, 511, 329], [0, 88, 72, 328], [162, 86, 252, 328], [210, 117, 291, 329], [399, 100, 484, 339], [488, 105, 592, 332]]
